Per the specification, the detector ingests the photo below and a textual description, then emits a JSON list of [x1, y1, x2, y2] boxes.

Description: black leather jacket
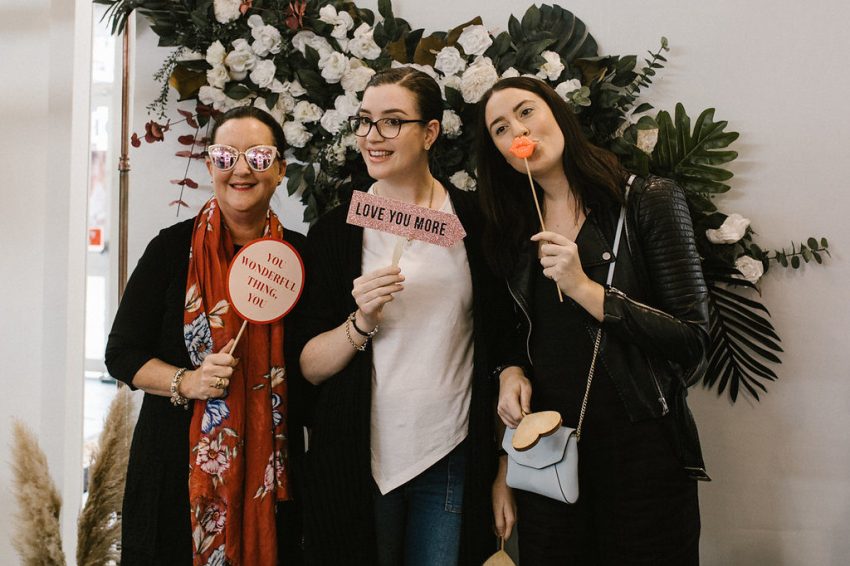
[[503, 175, 711, 480]]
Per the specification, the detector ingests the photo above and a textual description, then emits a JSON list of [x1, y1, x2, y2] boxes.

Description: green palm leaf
[[651, 104, 739, 196], [507, 4, 598, 73]]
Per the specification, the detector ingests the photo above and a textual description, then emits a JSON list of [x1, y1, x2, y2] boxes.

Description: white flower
[[706, 213, 751, 244], [441, 110, 462, 138], [341, 133, 359, 150], [319, 5, 354, 39], [334, 92, 361, 117], [555, 79, 582, 100], [248, 15, 283, 57], [318, 51, 349, 84], [735, 255, 764, 284], [283, 121, 312, 148], [434, 47, 467, 76], [293, 100, 323, 123], [206, 41, 226, 66], [207, 65, 229, 89], [325, 139, 349, 165], [213, 0, 241, 24], [536, 51, 565, 81], [292, 31, 333, 60], [438, 74, 463, 97], [285, 79, 307, 97], [341, 59, 375, 93], [450, 170, 477, 191], [249, 60, 276, 89], [460, 56, 499, 103], [348, 24, 381, 60], [225, 39, 256, 81], [457, 25, 493, 57], [254, 97, 287, 124], [636, 128, 659, 154], [389, 60, 437, 80], [199, 85, 227, 109], [500, 67, 520, 79], [320, 109, 347, 135]]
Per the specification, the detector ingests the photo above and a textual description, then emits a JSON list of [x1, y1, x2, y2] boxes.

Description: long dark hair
[[475, 77, 625, 277], [210, 105, 288, 156]]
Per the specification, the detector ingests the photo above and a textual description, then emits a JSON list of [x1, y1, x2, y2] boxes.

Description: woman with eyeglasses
[[106, 106, 307, 565], [297, 67, 508, 565]]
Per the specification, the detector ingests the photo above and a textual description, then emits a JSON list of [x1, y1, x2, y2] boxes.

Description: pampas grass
[[76, 386, 134, 566], [11, 419, 67, 566]]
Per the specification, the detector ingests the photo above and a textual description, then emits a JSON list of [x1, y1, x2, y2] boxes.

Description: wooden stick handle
[[391, 236, 405, 267], [229, 320, 248, 355], [524, 158, 563, 303]]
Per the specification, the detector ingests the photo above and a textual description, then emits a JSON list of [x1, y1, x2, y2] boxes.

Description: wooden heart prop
[[511, 410, 562, 451], [483, 539, 516, 566]]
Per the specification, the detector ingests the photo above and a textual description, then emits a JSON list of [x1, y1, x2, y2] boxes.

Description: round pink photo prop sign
[[226, 239, 304, 324]]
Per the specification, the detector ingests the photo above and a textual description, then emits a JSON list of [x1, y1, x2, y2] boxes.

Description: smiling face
[[355, 83, 439, 183], [484, 88, 566, 183], [206, 117, 285, 224]]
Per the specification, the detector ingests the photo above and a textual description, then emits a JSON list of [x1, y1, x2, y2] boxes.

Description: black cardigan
[[297, 186, 509, 565], [105, 218, 309, 564]]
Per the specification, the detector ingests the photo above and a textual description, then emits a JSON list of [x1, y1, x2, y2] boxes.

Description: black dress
[[105, 218, 308, 565]]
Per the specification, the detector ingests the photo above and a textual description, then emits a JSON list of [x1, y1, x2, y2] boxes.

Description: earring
[[424, 144, 431, 150]]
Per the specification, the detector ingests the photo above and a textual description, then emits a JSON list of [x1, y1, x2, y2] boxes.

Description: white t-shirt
[[363, 189, 474, 494]]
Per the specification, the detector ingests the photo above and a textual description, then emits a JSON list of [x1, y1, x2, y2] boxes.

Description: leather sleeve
[[602, 177, 710, 377]]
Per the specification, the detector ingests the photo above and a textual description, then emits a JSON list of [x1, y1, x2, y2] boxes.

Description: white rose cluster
[[213, 0, 241, 24], [449, 170, 477, 191], [248, 15, 282, 57], [735, 255, 764, 284], [706, 213, 751, 244], [460, 57, 499, 103]]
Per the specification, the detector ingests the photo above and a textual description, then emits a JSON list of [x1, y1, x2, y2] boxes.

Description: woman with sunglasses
[[476, 77, 710, 565], [297, 67, 507, 565], [106, 106, 307, 565]]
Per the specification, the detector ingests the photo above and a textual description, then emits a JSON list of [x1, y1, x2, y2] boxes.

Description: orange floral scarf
[[184, 198, 290, 566]]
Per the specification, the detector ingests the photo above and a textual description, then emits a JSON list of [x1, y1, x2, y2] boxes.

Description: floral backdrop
[[99, 0, 829, 402]]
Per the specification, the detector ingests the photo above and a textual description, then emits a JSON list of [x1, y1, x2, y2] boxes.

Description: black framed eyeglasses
[[207, 144, 280, 172], [348, 116, 427, 139]]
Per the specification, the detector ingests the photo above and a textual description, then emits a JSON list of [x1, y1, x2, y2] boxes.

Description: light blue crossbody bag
[[501, 176, 633, 503]]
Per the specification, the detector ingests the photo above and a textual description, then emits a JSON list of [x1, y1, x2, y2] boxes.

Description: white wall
[[1, 0, 847, 563]]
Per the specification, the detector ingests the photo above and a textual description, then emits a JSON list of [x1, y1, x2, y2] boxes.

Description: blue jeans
[[373, 440, 467, 566]]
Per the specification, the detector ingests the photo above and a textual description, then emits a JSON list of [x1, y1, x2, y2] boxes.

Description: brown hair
[[474, 77, 625, 277], [210, 105, 288, 156]]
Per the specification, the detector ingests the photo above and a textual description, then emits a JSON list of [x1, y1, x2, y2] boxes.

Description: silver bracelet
[[344, 316, 368, 352], [348, 311, 379, 338], [170, 367, 189, 410]]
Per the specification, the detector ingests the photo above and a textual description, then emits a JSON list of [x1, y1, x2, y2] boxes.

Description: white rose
[[199, 85, 227, 109], [334, 92, 361, 117], [213, 0, 241, 24], [536, 50, 565, 81], [449, 170, 477, 191], [636, 128, 659, 154], [207, 64, 229, 89], [319, 5, 354, 39], [341, 59, 375, 93], [320, 109, 347, 135], [457, 25, 493, 57], [735, 255, 764, 284], [441, 110, 462, 139], [434, 47, 467, 76], [500, 67, 520, 79], [348, 24, 381, 60], [319, 51, 349, 84], [439, 74, 463, 97], [554, 79, 582, 100], [341, 133, 359, 150], [206, 41, 226, 66], [293, 100, 323, 123], [248, 16, 283, 57], [706, 213, 751, 244], [292, 31, 333, 59], [254, 97, 287, 124], [225, 39, 256, 81], [460, 56, 499, 103], [249, 59, 277, 89], [285, 79, 307, 97], [283, 121, 312, 148]]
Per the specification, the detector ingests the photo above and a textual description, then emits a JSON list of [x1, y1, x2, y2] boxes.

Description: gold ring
[[213, 377, 224, 390]]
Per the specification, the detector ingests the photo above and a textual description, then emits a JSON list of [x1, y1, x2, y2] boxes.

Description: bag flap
[[502, 426, 574, 469]]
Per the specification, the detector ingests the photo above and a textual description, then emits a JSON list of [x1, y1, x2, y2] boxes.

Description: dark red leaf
[[144, 120, 166, 143], [178, 134, 198, 145], [169, 199, 190, 208], [178, 108, 199, 128], [130, 133, 141, 148], [239, 0, 253, 16], [170, 179, 187, 185], [184, 178, 199, 189]]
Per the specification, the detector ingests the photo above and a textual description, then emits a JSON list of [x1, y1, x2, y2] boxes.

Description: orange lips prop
[[509, 136, 536, 159]]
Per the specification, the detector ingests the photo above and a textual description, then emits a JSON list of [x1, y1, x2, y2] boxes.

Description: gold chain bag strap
[[501, 175, 635, 503]]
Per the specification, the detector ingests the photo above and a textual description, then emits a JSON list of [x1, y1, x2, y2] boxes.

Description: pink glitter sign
[[346, 190, 467, 247]]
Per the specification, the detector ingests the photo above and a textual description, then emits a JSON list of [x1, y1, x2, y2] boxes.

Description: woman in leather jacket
[[476, 77, 710, 565]]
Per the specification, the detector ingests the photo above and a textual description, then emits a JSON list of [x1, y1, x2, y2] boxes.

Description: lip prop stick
[[509, 136, 563, 302]]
